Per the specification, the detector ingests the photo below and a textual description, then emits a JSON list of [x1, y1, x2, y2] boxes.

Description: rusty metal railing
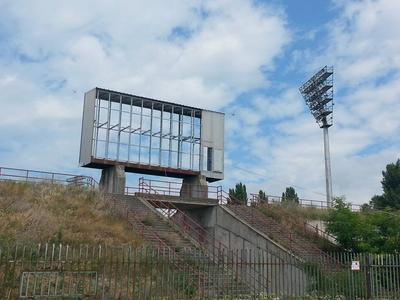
[[129, 177, 223, 201], [250, 193, 361, 212], [137, 179, 270, 294], [0, 166, 98, 189], [103, 193, 208, 297], [224, 203, 338, 268], [249, 195, 339, 246], [3, 243, 400, 299]]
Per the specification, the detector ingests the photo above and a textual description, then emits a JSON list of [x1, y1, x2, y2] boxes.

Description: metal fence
[[250, 193, 362, 212], [1, 244, 399, 299], [0, 167, 98, 189], [134, 178, 223, 201], [1, 165, 362, 211]]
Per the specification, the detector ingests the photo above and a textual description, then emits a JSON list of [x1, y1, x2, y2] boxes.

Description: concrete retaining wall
[[185, 205, 308, 296]]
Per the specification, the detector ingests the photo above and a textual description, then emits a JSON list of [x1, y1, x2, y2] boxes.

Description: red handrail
[[104, 192, 207, 296], [137, 178, 270, 292], [136, 177, 223, 201]]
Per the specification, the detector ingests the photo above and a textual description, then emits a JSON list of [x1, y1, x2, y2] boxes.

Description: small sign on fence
[[351, 260, 360, 271], [19, 271, 97, 298]]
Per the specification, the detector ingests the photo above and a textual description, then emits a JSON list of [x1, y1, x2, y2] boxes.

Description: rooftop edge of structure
[[91, 87, 225, 116]]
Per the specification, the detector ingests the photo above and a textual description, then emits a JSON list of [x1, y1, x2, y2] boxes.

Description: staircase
[[105, 193, 255, 298], [115, 194, 194, 248], [225, 204, 332, 265]]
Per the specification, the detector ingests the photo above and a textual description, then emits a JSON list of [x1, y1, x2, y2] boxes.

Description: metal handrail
[[137, 179, 270, 293], [250, 196, 339, 245], [250, 193, 361, 212], [137, 178, 223, 200], [138, 179, 223, 251], [225, 203, 334, 265], [104, 192, 207, 297], [303, 222, 338, 245], [0, 166, 98, 189]]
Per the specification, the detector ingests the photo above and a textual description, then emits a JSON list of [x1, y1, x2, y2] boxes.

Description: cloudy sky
[[0, 0, 399, 204]]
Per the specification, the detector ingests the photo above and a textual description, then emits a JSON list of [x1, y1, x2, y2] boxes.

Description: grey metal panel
[[201, 110, 224, 149], [79, 88, 96, 166], [201, 110, 225, 180]]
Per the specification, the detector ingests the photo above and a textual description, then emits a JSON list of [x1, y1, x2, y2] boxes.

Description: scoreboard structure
[[79, 88, 224, 194]]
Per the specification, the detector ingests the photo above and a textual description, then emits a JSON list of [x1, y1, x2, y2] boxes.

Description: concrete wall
[[185, 205, 308, 296]]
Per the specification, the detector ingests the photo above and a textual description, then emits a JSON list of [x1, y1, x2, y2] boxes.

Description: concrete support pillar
[[99, 164, 126, 194], [180, 175, 208, 199]]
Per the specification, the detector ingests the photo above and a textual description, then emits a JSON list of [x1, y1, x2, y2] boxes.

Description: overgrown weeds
[[0, 181, 143, 246]]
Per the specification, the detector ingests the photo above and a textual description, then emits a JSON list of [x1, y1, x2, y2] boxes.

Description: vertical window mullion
[[127, 97, 133, 162], [149, 102, 153, 165], [169, 106, 173, 168], [190, 110, 194, 170], [105, 92, 111, 159], [138, 99, 143, 164], [116, 95, 122, 160], [177, 108, 183, 169], [159, 104, 163, 166]]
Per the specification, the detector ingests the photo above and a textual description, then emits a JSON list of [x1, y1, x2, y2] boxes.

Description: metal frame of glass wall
[[91, 89, 201, 171]]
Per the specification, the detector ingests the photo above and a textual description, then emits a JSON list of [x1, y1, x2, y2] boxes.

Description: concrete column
[[99, 164, 126, 194], [180, 175, 208, 199]]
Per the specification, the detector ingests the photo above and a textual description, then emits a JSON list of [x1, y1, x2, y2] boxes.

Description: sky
[[0, 0, 399, 204]]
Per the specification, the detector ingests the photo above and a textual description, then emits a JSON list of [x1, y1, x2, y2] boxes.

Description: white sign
[[351, 260, 360, 271]]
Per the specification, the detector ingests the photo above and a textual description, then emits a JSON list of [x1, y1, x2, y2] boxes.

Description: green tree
[[258, 190, 268, 203], [229, 182, 248, 205], [282, 187, 299, 204], [326, 197, 361, 250], [326, 197, 400, 253], [370, 159, 400, 210]]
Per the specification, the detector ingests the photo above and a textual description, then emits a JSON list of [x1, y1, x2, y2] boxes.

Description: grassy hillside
[[256, 203, 340, 251], [0, 181, 142, 246], [257, 202, 329, 223]]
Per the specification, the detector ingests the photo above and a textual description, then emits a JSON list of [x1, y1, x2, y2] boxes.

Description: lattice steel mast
[[299, 66, 334, 207]]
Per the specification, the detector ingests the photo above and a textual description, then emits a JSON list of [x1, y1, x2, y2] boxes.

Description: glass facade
[[91, 89, 202, 171]]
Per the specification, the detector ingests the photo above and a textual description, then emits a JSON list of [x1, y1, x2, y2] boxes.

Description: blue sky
[[0, 0, 399, 204]]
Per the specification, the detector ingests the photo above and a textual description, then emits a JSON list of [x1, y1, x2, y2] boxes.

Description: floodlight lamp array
[[299, 66, 334, 128]]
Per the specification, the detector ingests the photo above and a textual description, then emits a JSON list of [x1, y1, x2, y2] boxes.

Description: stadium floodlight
[[299, 66, 334, 208]]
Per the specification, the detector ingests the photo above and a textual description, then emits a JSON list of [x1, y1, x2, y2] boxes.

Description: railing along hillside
[[0, 166, 361, 212], [0, 166, 98, 189], [250, 193, 362, 212], [136, 179, 270, 294]]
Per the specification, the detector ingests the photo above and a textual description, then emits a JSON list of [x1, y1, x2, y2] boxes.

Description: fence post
[[366, 254, 373, 299]]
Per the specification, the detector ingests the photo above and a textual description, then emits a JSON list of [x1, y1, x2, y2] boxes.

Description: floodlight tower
[[299, 66, 334, 208]]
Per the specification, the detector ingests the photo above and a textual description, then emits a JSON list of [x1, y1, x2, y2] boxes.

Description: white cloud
[[0, 0, 290, 175], [243, 0, 400, 204], [252, 89, 304, 121], [327, 0, 400, 86]]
